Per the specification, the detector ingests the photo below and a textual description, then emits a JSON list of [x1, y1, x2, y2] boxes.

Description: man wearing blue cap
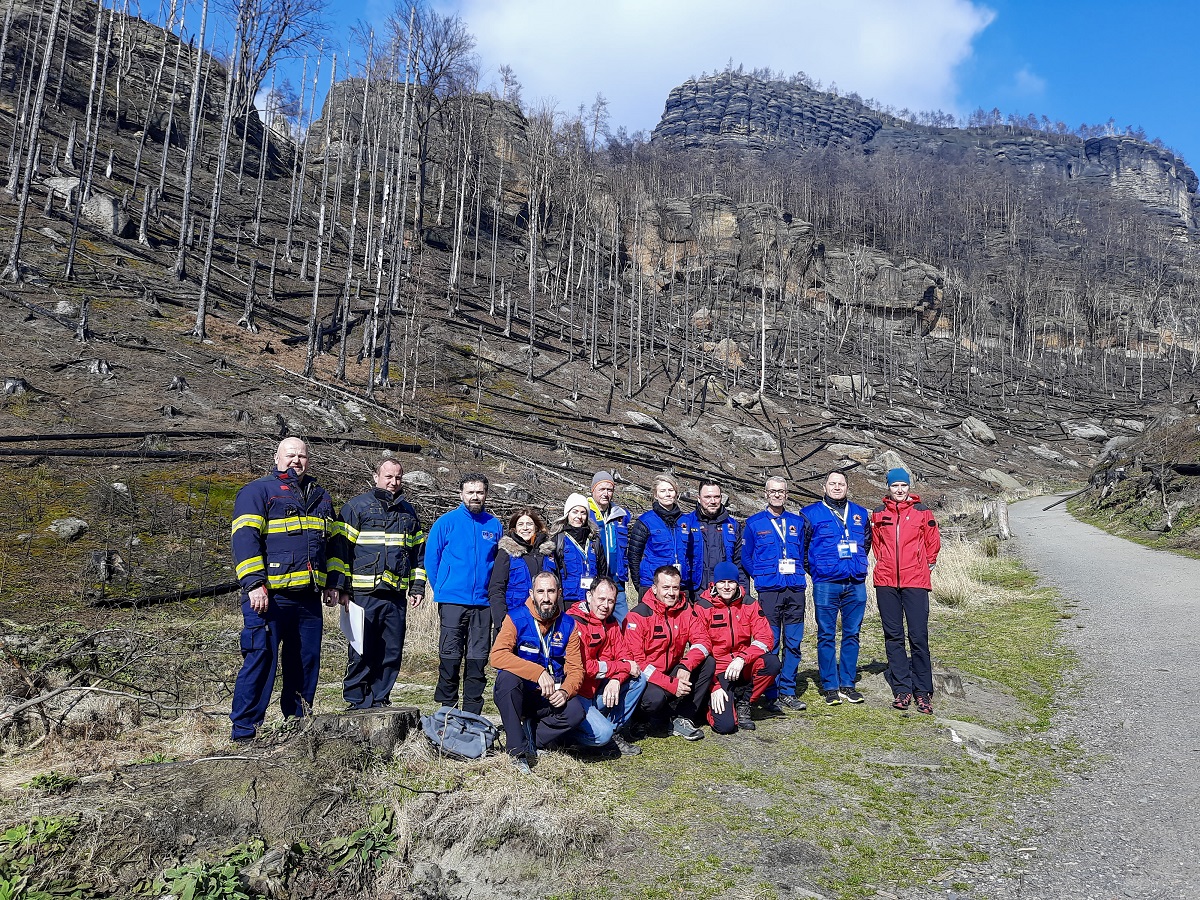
[[803, 470, 872, 706]]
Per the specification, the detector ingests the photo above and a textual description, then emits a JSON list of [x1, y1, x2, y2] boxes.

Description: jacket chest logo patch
[[552, 631, 563, 643], [652, 625, 666, 636], [853, 514, 862, 524], [712, 614, 727, 625], [680, 524, 689, 533], [482, 531, 498, 541], [788, 525, 797, 535]]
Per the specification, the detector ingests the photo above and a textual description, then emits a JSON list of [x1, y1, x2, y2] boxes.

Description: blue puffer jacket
[[424, 504, 502, 607], [548, 521, 608, 605], [627, 502, 694, 589], [801, 498, 872, 583], [742, 508, 811, 591], [231, 467, 334, 593]]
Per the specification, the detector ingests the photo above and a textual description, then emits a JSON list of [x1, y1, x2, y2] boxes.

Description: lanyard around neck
[[770, 514, 789, 559]]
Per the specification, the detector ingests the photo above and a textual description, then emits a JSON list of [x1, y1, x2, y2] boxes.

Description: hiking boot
[[778, 694, 807, 712], [915, 693, 934, 715], [513, 755, 532, 775], [892, 692, 913, 711], [671, 717, 704, 741], [613, 731, 642, 756], [839, 687, 865, 704], [823, 689, 842, 706], [735, 700, 755, 730]]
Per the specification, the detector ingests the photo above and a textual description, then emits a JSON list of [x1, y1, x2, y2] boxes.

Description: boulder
[[869, 449, 909, 477], [960, 415, 997, 445], [48, 517, 89, 541], [625, 410, 663, 431], [1112, 418, 1146, 433], [940, 718, 1014, 752], [43, 175, 80, 199], [401, 471, 436, 489], [4, 377, 30, 395], [81, 192, 132, 237], [1064, 421, 1109, 442], [293, 397, 349, 433], [826, 443, 874, 465], [980, 468, 1023, 492], [827, 374, 876, 399], [731, 426, 778, 453], [711, 337, 743, 368]]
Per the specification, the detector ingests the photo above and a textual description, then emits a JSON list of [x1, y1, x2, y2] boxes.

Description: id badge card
[[777, 558, 796, 575], [579, 576, 594, 590], [837, 541, 853, 559]]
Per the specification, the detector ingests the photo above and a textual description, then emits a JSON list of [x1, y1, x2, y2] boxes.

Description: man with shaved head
[[229, 437, 336, 742]]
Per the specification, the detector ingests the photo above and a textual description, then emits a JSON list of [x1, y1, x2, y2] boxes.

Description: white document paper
[[339, 601, 365, 655]]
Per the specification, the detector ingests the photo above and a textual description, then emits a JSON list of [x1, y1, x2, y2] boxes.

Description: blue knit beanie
[[713, 561, 740, 583], [886, 468, 912, 486]]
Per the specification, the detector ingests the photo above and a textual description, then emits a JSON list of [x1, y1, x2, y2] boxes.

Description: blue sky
[[309, 0, 1199, 167]]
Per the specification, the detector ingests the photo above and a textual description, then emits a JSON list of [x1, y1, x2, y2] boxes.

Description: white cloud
[[446, 0, 996, 132], [1013, 65, 1047, 96]]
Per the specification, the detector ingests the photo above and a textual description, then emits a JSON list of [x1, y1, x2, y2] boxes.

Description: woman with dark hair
[[487, 507, 553, 637]]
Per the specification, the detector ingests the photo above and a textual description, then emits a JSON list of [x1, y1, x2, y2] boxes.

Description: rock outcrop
[[652, 73, 1199, 228]]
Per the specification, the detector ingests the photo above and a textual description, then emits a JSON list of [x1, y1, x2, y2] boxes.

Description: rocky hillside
[[652, 72, 1199, 229]]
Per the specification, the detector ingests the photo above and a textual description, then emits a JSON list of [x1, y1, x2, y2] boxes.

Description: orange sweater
[[489, 598, 585, 698]]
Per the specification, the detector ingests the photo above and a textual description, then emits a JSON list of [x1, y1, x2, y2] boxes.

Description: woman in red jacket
[[869, 468, 941, 714]]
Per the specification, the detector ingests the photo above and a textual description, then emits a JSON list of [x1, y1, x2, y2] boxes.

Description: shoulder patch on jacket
[[913, 503, 930, 511], [628, 602, 652, 618]]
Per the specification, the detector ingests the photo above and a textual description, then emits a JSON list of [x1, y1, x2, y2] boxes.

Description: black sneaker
[[823, 689, 842, 706], [915, 693, 934, 715], [779, 694, 807, 711], [613, 731, 642, 756], [756, 699, 785, 717], [892, 692, 913, 711], [735, 700, 755, 730], [840, 687, 865, 704], [671, 717, 704, 741]]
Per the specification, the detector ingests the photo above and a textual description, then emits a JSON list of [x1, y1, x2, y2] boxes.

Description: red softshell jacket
[[869, 494, 941, 589], [567, 600, 635, 700], [623, 588, 711, 695], [692, 584, 774, 690]]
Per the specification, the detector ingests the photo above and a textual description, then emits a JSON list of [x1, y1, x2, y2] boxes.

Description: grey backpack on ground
[[420, 705, 501, 760]]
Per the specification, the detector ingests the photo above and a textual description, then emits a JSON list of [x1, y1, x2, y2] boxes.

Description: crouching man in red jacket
[[694, 561, 780, 734], [624, 565, 715, 741]]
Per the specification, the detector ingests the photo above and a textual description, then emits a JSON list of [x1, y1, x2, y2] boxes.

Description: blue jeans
[[613, 587, 629, 624], [574, 672, 647, 746], [231, 590, 323, 740], [757, 588, 806, 698], [812, 581, 867, 691]]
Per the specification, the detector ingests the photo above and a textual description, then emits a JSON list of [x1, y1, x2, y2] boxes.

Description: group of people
[[228, 438, 943, 771]]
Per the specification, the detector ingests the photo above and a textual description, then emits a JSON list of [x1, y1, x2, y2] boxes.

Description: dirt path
[[990, 497, 1200, 898]]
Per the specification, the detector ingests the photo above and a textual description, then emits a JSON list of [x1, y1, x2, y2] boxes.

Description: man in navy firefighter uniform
[[742, 475, 812, 711], [229, 437, 336, 742], [802, 470, 872, 706], [490, 571, 587, 774], [327, 456, 426, 709]]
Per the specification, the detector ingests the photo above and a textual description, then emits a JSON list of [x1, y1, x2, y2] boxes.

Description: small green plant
[[0, 816, 90, 900], [134, 752, 175, 765], [24, 773, 78, 796], [321, 805, 397, 875], [152, 839, 265, 900]]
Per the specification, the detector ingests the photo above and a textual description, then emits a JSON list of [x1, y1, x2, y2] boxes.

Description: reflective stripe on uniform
[[266, 569, 327, 589], [231, 514, 266, 535], [264, 515, 328, 535], [236, 556, 266, 578]]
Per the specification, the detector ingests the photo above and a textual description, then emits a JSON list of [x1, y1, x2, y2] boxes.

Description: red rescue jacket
[[623, 588, 711, 695], [869, 494, 941, 590], [567, 600, 635, 700], [693, 584, 774, 691]]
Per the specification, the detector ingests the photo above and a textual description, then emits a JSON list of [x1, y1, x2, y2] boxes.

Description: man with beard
[[327, 457, 426, 709], [490, 571, 587, 774], [424, 473, 501, 715]]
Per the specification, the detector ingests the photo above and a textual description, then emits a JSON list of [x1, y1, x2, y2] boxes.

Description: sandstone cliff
[[652, 72, 1199, 228]]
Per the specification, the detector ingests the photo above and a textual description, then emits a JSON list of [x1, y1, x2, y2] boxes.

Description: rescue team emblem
[[552, 631, 563, 643], [853, 514, 862, 524], [482, 531, 498, 540], [680, 523, 689, 533], [789, 525, 797, 535]]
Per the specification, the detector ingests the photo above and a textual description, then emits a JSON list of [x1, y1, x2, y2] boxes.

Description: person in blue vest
[[587, 471, 632, 622], [229, 437, 336, 742], [424, 473, 501, 715], [680, 477, 745, 595], [802, 470, 873, 706], [487, 508, 552, 639], [626, 473, 693, 597], [742, 475, 813, 712], [490, 571, 587, 774], [548, 493, 607, 607], [326, 457, 426, 710]]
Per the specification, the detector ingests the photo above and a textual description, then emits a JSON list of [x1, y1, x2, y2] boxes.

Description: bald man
[[229, 437, 336, 742]]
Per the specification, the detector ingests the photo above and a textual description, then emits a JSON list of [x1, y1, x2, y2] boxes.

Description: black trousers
[[493, 669, 586, 758], [638, 655, 717, 725], [342, 592, 408, 709], [709, 653, 782, 735], [435, 603, 491, 714], [875, 586, 933, 696]]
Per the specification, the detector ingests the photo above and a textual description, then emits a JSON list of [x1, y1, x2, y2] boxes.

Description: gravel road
[[981, 497, 1200, 898]]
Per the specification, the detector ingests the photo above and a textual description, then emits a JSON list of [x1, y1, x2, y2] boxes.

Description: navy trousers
[[493, 669, 586, 759], [231, 589, 323, 740], [343, 592, 407, 709]]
